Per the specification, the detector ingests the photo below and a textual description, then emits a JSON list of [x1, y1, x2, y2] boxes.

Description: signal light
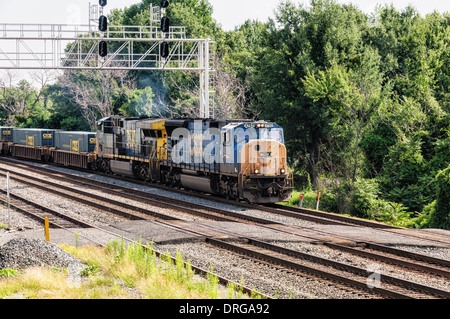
[[160, 42, 169, 58], [161, 0, 169, 8], [99, 0, 107, 7], [161, 16, 170, 33], [99, 41, 108, 57], [99, 15, 108, 32]]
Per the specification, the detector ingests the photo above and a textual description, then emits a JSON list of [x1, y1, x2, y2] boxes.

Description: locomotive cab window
[[260, 128, 284, 143], [223, 131, 232, 144], [234, 127, 257, 145]]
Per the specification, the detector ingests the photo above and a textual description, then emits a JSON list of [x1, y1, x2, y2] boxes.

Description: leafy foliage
[[0, 268, 18, 278]]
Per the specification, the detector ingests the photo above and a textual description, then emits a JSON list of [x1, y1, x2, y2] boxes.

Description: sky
[[0, 0, 448, 31]]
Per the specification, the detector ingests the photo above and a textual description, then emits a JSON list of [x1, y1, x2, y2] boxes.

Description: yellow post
[[44, 217, 50, 242]]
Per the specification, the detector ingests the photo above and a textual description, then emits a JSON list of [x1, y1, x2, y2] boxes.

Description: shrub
[[429, 165, 450, 230], [285, 190, 319, 209], [414, 200, 436, 229], [350, 179, 380, 219], [375, 201, 415, 228]]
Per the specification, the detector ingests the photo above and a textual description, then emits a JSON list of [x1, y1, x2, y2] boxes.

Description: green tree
[[120, 86, 154, 117], [302, 56, 382, 183]]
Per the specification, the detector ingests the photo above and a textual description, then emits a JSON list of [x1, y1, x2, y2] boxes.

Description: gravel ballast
[[0, 238, 85, 273]]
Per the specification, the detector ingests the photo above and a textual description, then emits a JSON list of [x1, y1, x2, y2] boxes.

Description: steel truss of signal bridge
[[0, 4, 215, 118]]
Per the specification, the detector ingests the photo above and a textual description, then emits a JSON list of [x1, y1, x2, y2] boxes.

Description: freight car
[[0, 127, 96, 168], [9, 128, 56, 161], [52, 131, 97, 168], [0, 116, 293, 203]]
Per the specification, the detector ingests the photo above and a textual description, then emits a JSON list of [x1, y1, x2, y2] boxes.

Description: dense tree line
[[0, 0, 448, 229]]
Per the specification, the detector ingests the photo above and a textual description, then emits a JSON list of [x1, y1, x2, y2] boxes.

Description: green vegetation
[[0, 240, 255, 299], [0, 0, 449, 229], [0, 269, 18, 278]]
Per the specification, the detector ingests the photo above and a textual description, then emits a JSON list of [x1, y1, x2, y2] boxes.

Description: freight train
[[0, 116, 293, 203]]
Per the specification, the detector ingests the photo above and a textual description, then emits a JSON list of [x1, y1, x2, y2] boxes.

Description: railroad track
[[39, 157, 450, 245], [3, 159, 449, 253], [3, 157, 450, 244], [0, 188, 91, 229], [1, 159, 449, 272], [322, 241, 450, 280], [0, 157, 389, 228], [204, 237, 450, 299], [0, 167, 274, 225], [0, 177, 265, 299], [3, 158, 448, 245], [0, 158, 449, 298], [270, 203, 450, 246]]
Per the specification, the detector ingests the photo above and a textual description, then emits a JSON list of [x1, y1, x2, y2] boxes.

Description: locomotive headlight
[[254, 169, 260, 174], [281, 168, 285, 174]]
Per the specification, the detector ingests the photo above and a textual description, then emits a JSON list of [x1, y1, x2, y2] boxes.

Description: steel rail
[[204, 238, 410, 299], [205, 237, 450, 299], [323, 242, 450, 279], [0, 167, 278, 225], [0, 188, 92, 229], [0, 159, 356, 227]]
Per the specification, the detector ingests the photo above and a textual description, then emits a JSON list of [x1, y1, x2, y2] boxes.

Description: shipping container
[[13, 128, 56, 147], [0, 127, 14, 142], [55, 131, 96, 153]]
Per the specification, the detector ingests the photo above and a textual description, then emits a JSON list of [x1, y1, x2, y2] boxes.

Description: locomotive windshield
[[225, 123, 285, 145], [259, 128, 283, 143], [230, 127, 284, 145]]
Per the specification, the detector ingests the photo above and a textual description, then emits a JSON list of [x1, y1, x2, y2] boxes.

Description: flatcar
[[0, 116, 293, 203]]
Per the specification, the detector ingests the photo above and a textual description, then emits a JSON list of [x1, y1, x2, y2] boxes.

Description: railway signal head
[[161, 0, 169, 8], [161, 16, 170, 33], [99, 15, 108, 32], [160, 42, 169, 58], [99, 41, 108, 57], [99, 0, 107, 7]]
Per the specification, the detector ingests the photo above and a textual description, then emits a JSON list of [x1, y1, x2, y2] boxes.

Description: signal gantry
[[0, 0, 215, 118]]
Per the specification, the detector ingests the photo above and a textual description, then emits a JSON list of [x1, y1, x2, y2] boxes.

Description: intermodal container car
[[13, 128, 56, 147], [55, 131, 96, 153]]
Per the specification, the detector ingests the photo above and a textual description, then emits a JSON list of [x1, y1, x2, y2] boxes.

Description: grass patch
[[0, 239, 255, 299], [279, 189, 320, 210]]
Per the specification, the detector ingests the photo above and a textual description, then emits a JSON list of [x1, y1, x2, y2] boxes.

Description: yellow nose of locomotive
[[238, 139, 293, 203], [240, 139, 288, 176]]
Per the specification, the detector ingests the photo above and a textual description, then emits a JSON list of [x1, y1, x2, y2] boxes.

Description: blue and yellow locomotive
[[95, 116, 293, 203]]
